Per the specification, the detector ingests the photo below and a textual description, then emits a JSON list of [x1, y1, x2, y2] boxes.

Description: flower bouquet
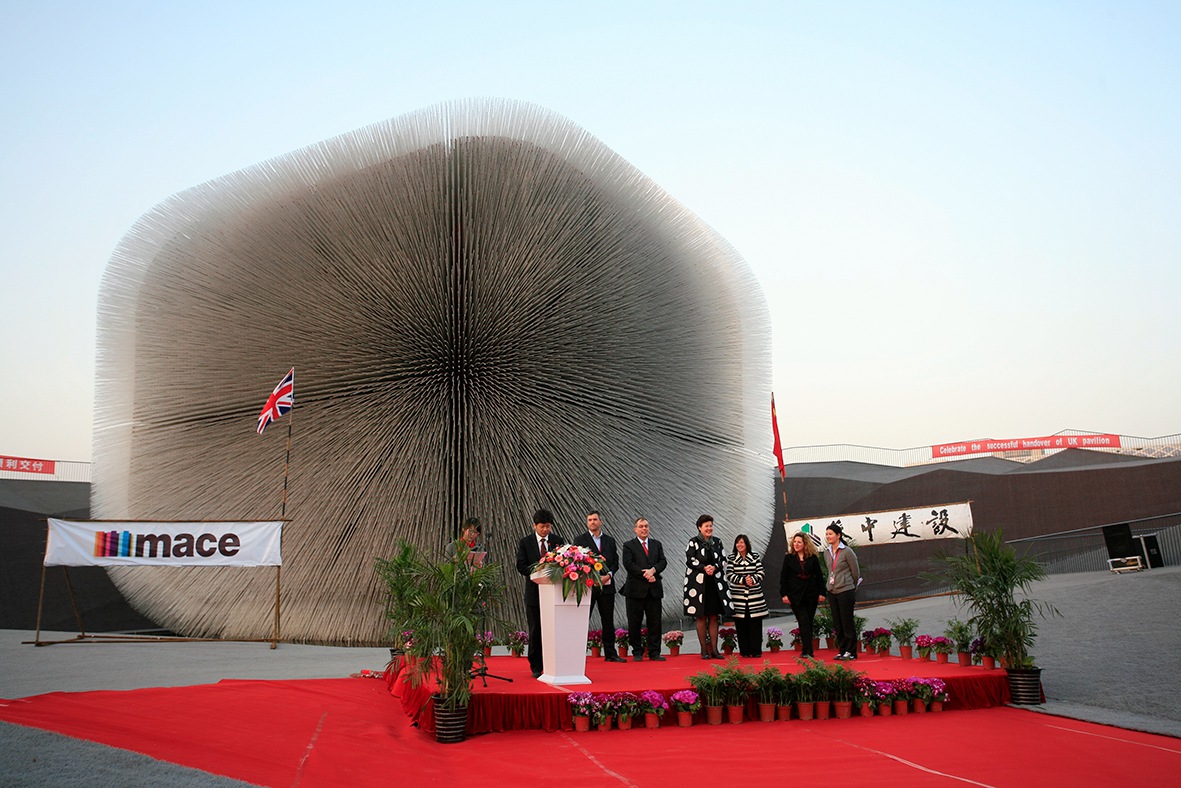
[[530, 544, 606, 603], [507, 630, 528, 657]]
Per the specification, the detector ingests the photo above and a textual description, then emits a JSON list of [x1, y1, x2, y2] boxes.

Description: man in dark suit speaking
[[572, 510, 627, 663], [620, 517, 667, 661], [515, 509, 563, 678]]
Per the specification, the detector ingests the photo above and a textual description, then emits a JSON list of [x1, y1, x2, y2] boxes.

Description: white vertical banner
[[45, 519, 284, 567], [785, 502, 973, 547]]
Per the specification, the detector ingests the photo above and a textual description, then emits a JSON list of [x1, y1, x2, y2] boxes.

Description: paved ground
[[2, 564, 1178, 785]]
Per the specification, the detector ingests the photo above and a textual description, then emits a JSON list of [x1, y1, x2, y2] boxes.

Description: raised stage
[[390, 647, 1011, 734]]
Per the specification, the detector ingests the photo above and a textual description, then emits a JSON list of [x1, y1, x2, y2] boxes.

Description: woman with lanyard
[[823, 522, 861, 660]]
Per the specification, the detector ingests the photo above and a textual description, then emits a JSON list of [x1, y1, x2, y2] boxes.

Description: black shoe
[[531, 670, 543, 678], [701, 651, 711, 660], [604, 654, 626, 663], [833, 653, 849, 661], [649, 655, 667, 662], [633, 654, 643, 662]]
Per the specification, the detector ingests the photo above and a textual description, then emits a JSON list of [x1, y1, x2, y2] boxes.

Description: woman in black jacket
[[779, 531, 824, 658]]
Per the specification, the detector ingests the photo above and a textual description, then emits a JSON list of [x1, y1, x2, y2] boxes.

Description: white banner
[[785, 502, 973, 547], [46, 519, 284, 567]]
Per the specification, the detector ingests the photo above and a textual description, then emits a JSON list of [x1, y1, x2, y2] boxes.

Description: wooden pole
[[34, 562, 48, 646]]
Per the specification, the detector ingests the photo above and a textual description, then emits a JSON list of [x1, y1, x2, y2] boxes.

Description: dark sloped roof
[[0, 480, 89, 517]]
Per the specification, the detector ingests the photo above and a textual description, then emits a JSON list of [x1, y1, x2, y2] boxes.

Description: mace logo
[[93, 529, 242, 559]]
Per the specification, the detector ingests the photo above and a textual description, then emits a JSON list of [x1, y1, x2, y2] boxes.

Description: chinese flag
[[771, 394, 786, 480]]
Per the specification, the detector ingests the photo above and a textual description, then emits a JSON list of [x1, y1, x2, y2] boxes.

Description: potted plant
[[776, 672, 796, 720], [614, 627, 630, 659], [568, 691, 596, 732], [929, 677, 949, 711], [586, 629, 603, 657], [790, 627, 803, 651], [862, 627, 893, 656], [929, 529, 1060, 704], [914, 634, 935, 660], [931, 635, 954, 663], [753, 663, 785, 722], [591, 692, 614, 731], [715, 658, 754, 723], [476, 630, 496, 657], [662, 630, 684, 656], [901, 676, 933, 712], [853, 676, 877, 717], [611, 691, 639, 730], [671, 689, 701, 727], [888, 617, 919, 659], [638, 689, 668, 728], [766, 627, 784, 653], [688, 671, 724, 724], [891, 679, 911, 715], [506, 630, 528, 657], [874, 680, 898, 716], [809, 660, 833, 719], [376, 539, 506, 744], [792, 657, 819, 720], [718, 626, 738, 656], [945, 618, 974, 666], [971, 637, 997, 670], [854, 614, 868, 654], [813, 607, 834, 650], [828, 662, 861, 718]]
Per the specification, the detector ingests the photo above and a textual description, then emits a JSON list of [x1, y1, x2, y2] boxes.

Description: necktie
[[642, 540, 649, 556], [539, 538, 547, 555]]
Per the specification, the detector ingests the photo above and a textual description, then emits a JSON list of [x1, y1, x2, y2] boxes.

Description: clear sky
[[2, 1, 1178, 463]]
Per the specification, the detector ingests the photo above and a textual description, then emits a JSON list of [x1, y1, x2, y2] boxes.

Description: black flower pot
[[1006, 667, 1044, 705], [433, 697, 469, 743]]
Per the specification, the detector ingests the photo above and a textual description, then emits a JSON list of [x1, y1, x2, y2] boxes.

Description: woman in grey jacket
[[823, 523, 861, 660]]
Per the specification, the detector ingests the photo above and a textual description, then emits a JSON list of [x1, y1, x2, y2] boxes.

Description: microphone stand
[[470, 527, 512, 686]]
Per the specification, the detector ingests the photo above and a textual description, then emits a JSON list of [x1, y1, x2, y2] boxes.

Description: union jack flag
[[257, 368, 294, 434]]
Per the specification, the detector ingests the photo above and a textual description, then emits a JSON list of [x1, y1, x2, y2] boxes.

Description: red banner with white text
[[932, 434, 1122, 459]]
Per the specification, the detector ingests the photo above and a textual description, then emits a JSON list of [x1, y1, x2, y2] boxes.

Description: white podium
[[531, 571, 592, 684]]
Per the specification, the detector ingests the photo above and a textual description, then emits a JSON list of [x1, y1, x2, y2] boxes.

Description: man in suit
[[515, 509, 563, 678], [572, 510, 627, 663], [620, 517, 667, 661]]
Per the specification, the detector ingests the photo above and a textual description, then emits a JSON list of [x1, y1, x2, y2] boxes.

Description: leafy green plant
[[927, 529, 1060, 668], [714, 657, 755, 705], [688, 670, 724, 707], [753, 662, 787, 705], [376, 540, 506, 711], [813, 606, 834, 638], [944, 618, 974, 653], [887, 617, 919, 645], [828, 661, 862, 702]]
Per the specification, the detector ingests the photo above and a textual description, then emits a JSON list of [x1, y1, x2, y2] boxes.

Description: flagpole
[[273, 409, 292, 649]]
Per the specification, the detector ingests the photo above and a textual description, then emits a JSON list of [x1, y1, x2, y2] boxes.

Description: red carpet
[[2, 672, 1179, 786], [396, 647, 1011, 733]]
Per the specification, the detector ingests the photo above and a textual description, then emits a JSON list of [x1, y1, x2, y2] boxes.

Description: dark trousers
[[734, 616, 763, 657], [625, 594, 661, 656], [828, 589, 857, 655], [590, 589, 617, 653], [525, 603, 542, 673], [790, 598, 819, 656]]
